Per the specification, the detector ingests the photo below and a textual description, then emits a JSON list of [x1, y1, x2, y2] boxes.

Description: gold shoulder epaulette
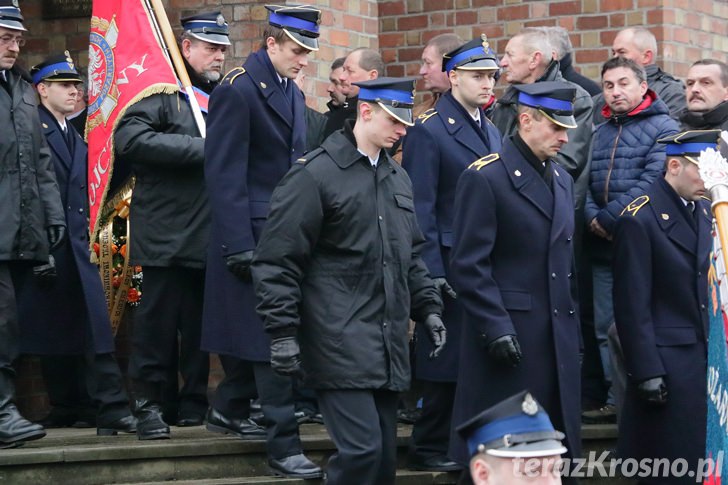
[[468, 153, 500, 171], [621, 195, 650, 216], [223, 67, 246, 85], [417, 109, 437, 124], [700, 195, 711, 202], [296, 147, 324, 165]]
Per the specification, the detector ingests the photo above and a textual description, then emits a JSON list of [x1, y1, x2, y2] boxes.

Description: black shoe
[[269, 453, 322, 479], [97, 415, 138, 436], [177, 413, 204, 427], [134, 400, 170, 440], [0, 404, 46, 447], [582, 404, 617, 424], [397, 407, 422, 424], [294, 410, 324, 425], [205, 408, 266, 439], [408, 454, 462, 472]]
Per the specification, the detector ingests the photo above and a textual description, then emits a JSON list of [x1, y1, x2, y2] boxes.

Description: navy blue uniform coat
[[202, 49, 307, 361], [613, 177, 709, 483], [18, 107, 114, 355], [402, 91, 502, 381], [448, 137, 581, 465]]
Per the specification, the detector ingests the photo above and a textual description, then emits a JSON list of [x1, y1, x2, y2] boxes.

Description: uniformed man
[[456, 390, 567, 485], [202, 5, 321, 479], [0, 0, 65, 448], [613, 130, 715, 484], [114, 10, 230, 439], [252, 77, 446, 485], [449, 81, 581, 474], [401, 36, 502, 473], [14, 53, 137, 436]]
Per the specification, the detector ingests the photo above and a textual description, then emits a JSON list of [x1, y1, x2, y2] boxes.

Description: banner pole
[[147, 0, 206, 138]]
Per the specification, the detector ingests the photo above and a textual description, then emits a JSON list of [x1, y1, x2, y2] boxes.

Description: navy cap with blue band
[[265, 4, 321, 52], [181, 11, 230, 46], [31, 52, 82, 85], [443, 35, 499, 73], [353, 77, 417, 126], [513, 81, 577, 129], [658, 129, 721, 165]]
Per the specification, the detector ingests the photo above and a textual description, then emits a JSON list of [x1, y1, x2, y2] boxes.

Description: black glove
[[47, 225, 66, 252], [32, 255, 56, 287], [270, 336, 305, 379], [422, 314, 447, 359], [637, 376, 668, 406], [225, 250, 254, 281], [487, 335, 522, 367], [433, 277, 457, 299]]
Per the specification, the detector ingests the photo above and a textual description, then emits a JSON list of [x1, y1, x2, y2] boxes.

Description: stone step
[[0, 423, 618, 485]]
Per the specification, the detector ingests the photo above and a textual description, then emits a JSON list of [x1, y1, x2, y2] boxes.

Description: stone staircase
[[0, 423, 624, 484]]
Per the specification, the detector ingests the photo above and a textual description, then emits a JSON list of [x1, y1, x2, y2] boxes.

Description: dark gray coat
[[114, 72, 213, 269], [491, 61, 594, 211], [252, 128, 442, 391], [679, 100, 728, 131], [0, 67, 65, 263]]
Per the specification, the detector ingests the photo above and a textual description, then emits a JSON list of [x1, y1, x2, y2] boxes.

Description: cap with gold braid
[[31, 51, 82, 85], [658, 129, 722, 166], [513, 81, 577, 129], [442, 35, 499, 74], [265, 4, 321, 52]]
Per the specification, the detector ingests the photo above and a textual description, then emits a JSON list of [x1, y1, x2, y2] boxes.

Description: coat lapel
[[249, 52, 292, 128], [651, 179, 696, 255], [439, 95, 488, 158], [549, 163, 570, 243], [503, 139, 553, 220], [39, 108, 73, 171], [696, 200, 712, 268]]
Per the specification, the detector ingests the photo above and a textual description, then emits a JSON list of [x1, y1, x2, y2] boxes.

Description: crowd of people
[[1, 0, 724, 483]]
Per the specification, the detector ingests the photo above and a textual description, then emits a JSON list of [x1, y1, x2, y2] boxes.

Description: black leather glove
[[637, 376, 668, 406], [270, 336, 305, 379], [32, 255, 56, 287], [47, 225, 66, 252], [422, 314, 447, 359], [433, 277, 457, 299], [487, 335, 522, 367], [225, 250, 254, 281]]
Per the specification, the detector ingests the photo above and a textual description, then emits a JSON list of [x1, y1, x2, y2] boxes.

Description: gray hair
[[544, 26, 572, 60]]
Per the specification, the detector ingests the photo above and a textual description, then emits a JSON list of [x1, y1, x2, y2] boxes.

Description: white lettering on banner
[[116, 54, 149, 86], [88, 138, 111, 206], [708, 366, 728, 434]]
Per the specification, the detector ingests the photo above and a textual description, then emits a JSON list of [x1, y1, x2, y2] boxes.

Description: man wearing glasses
[[0, 0, 66, 448]]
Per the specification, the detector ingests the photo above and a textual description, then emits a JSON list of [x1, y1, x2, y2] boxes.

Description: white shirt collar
[[358, 148, 379, 167]]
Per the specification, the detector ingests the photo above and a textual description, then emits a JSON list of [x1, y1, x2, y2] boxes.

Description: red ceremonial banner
[[86, 0, 178, 245]]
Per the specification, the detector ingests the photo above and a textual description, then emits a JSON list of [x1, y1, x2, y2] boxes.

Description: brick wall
[[13, 0, 728, 416]]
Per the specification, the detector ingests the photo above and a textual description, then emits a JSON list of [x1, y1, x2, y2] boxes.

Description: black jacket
[[0, 66, 65, 262], [559, 53, 601, 96], [679, 100, 728, 131], [252, 126, 442, 391], [114, 66, 215, 268]]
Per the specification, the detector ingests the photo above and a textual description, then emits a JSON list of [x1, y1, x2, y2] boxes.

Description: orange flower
[[112, 276, 121, 288], [112, 244, 118, 254], [127, 288, 140, 303], [120, 244, 127, 258], [93, 242, 100, 256]]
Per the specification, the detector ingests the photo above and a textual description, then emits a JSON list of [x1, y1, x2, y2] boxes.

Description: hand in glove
[[433, 277, 457, 299], [270, 336, 305, 379], [225, 250, 254, 281], [422, 314, 447, 359], [47, 225, 66, 252], [487, 335, 522, 367], [637, 376, 668, 406], [33, 255, 56, 287]]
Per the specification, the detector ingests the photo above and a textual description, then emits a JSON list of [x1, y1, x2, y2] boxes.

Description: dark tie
[[62, 125, 73, 150], [0, 70, 9, 94], [688, 201, 699, 228]]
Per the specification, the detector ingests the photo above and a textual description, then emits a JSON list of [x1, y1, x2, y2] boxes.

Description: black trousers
[[212, 355, 301, 460], [40, 352, 130, 425], [317, 389, 399, 485], [409, 380, 455, 459], [0, 263, 19, 407], [128, 266, 209, 416]]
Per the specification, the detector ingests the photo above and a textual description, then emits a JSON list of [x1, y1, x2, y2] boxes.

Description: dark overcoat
[[402, 91, 502, 382], [0, 67, 65, 263], [202, 49, 307, 361], [613, 177, 710, 483], [448, 137, 581, 465], [18, 107, 114, 355], [252, 128, 442, 390]]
